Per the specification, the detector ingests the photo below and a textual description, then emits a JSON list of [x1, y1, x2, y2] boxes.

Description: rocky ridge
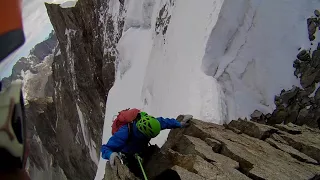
[[106, 117, 320, 180], [38, 0, 128, 179], [1, 31, 57, 89], [249, 11, 320, 129]]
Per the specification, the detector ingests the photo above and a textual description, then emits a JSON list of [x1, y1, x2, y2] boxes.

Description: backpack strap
[[127, 122, 134, 143]]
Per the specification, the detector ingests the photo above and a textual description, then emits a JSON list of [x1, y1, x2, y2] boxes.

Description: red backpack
[[111, 108, 140, 135]]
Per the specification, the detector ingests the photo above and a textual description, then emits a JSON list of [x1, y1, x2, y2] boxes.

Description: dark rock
[[268, 109, 288, 125], [297, 50, 311, 61], [301, 68, 319, 88], [279, 86, 299, 104], [312, 50, 320, 68], [265, 113, 272, 119], [309, 34, 316, 41], [315, 87, 320, 102], [301, 96, 312, 106], [43, 1, 127, 179], [315, 10, 320, 17], [296, 108, 309, 125], [205, 138, 222, 153], [285, 103, 300, 124], [30, 31, 57, 60], [250, 110, 263, 119], [309, 21, 317, 36], [317, 42, 320, 50]]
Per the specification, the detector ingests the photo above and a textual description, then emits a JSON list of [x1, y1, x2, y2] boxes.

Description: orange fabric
[[0, 0, 23, 35]]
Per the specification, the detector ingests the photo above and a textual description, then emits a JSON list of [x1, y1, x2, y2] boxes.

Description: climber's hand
[[109, 152, 120, 169], [180, 115, 193, 128]]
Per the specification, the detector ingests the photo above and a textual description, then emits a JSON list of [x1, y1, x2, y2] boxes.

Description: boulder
[[315, 10, 320, 17], [228, 120, 278, 140], [268, 109, 288, 125], [297, 50, 311, 61], [309, 21, 318, 36]]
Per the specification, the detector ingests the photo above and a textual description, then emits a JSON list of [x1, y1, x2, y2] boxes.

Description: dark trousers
[[121, 145, 159, 178]]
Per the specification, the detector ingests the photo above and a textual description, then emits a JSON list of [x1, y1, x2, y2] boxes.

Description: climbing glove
[[180, 115, 193, 128], [109, 152, 120, 169]]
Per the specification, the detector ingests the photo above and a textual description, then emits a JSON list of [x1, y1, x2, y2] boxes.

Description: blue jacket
[[101, 117, 181, 160]]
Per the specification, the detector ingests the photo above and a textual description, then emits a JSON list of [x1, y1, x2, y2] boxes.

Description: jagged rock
[[268, 109, 288, 125], [191, 120, 319, 179], [167, 150, 249, 180], [309, 21, 318, 36], [285, 103, 300, 124], [277, 125, 320, 163], [297, 50, 311, 61], [310, 34, 316, 41], [266, 138, 318, 164], [296, 108, 309, 125], [228, 120, 278, 140], [251, 110, 263, 119], [205, 138, 222, 153], [104, 159, 138, 180], [301, 68, 319, 88], [174, 135, 239, 169], [44, 0, 127, 179], [312, 50, 320, 67], [315, 10, 320, 17], [265, 113, 272, 119], [250, 110, 267, 124]]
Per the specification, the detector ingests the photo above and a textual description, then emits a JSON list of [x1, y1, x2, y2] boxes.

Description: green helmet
[[136, 112, 161, 138]]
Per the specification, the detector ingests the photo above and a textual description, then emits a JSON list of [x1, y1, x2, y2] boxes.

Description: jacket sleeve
[[101, 125, 129, 160], [157, 117, 181, 130]]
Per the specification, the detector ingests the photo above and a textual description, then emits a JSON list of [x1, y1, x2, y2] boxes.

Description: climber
[[101, 109, 193, 177]]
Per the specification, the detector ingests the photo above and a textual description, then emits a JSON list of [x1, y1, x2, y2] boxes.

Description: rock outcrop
[[105, 117, 320, 180], [1, 31, 57, 89], [261, 11, 320, 129], [41, 0, 127, 179]]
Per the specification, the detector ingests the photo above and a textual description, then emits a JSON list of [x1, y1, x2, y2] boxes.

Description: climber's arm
[[157, 117, 181, 130], [101, 125, 129, 160]]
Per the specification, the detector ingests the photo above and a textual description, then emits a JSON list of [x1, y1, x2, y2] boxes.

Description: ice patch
[[60, 1, 77, 8]]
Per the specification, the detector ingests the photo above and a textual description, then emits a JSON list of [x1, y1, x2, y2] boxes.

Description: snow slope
[[95, 0, 320, 179]]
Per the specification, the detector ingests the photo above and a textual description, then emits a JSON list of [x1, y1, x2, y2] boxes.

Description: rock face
[[1, 31, 57, 89], [266, 11, 320, 129], [104, 117, 320, 180], [42, 0, 127, 179]]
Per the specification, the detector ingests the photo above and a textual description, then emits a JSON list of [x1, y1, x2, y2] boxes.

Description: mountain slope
[[96, 0, 320, 179]]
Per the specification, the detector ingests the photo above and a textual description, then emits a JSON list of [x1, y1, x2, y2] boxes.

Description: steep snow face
[[96, 0, 320, 179], [202, 0, 320, 121]]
